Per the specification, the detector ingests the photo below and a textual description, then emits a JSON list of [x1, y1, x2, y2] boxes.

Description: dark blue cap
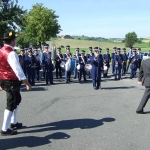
[[122, 48, 126, 51], [66, 45, 70, 49], [106, 48, 109, 51], [117, 48, 120, 51], [113, 47, 117, 50], [76, 47, 80, 51], [132, 48, 137, 52], [57, 47, 61, 51], [81, 50, 85, 54], [44, 44, 49, 48], [88, 47, 92, 50], [20, 47, 24, 51]]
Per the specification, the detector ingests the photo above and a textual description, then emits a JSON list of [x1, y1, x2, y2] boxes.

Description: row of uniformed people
[[17, 45, 143, 86], [111, 47, 142, 80], [18, 47, 41, 85]]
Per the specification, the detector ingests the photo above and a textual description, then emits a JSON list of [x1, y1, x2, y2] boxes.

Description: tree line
[[0, 0, 144, 48], [0, 0, 61, 48]]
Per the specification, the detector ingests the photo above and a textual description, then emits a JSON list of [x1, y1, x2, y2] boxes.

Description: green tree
[[125, 32, 138, 47], [0, 0, 26, 45], [17, 3, 61, 48]]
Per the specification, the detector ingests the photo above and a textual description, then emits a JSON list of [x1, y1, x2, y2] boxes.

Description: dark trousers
[[79, 68, 86, 81], [56, 66, 62, 78], [137, 87, 150, 111], [122, 64, 126, 76], [112, 62, 115, 74], [27, 68, 35, 85], [65, 70, 71, 81], [36, 69, 40, 81], [92, 79, 101, 89], [74, 67, 79, 78], [130, 68, 137, 78], [0, 80, 21, 111], [138, 60, 142, 70], [114, 68, 121, 80], [45, 70, 53, 84]]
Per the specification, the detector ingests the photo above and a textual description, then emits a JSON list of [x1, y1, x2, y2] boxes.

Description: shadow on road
[[20, 117, 115, 134], [21, 87, 48, 92], [102, 86, 136, 90], [0, 132, 70, 149]]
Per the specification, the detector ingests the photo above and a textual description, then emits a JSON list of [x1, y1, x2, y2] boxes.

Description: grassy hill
[[50, 38, 150, 54]]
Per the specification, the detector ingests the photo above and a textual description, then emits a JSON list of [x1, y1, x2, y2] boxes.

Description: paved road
[[0, 70, 149, 150]]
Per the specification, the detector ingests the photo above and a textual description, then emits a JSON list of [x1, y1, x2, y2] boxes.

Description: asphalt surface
[[0, 70, 149, 150]]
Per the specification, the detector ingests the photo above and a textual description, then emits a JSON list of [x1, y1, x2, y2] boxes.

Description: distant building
[[114, 38, 124, 42], [60, 35, 74, 39]]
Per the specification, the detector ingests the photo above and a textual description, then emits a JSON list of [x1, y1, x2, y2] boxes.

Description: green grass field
[[51, 39, 150, 54]]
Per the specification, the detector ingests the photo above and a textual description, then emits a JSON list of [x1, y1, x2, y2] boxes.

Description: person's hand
[[31, 66, 35, 68], [138, 81, 142, 85], [26, 84, 32, 90], [0, 86, 2, 91]]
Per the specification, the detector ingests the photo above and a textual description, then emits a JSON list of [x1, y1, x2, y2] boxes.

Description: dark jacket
[[91, 55, 103, 80], [138, 58, 150, 86]]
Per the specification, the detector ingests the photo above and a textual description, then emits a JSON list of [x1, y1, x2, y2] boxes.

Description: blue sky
[[19, 0, 150, 38]]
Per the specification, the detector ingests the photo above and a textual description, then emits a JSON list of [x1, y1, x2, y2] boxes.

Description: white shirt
[[4, 44, 26, 81]]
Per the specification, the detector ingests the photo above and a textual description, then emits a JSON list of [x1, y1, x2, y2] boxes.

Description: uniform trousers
[[137, 87, 150, 111]]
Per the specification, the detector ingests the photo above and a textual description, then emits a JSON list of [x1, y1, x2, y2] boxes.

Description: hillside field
[[50, 39, 150, 54]]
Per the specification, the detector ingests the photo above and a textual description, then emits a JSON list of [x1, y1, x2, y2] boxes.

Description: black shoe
[[94, 88, 97, 90], [1, 129, 17, 136], [50, 82, 55, 85], [10, 122, 23, 130], [74, 77, 76, 79], [136, 110, 144, 114]]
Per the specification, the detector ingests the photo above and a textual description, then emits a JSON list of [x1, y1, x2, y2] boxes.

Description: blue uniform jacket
[[63, 53, 72, 63], [86, 53, 94, 64], [79, 56, 87, 69], [130, 54, 138, 70], [25, 55, 36, 69], [111, 53, 116, 65], [74, 54, 81, 65], [34, 54, 41, 70], [42, 52, 52, 70], [103, 54, 111, 67], [55, 54, 63, 67], [91, 56, 103, 80], [114, 54, 123, 69]]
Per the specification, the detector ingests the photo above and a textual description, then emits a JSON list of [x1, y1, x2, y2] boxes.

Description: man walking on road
[[0, 32, 31, 135], [136, 52, 150, 114]]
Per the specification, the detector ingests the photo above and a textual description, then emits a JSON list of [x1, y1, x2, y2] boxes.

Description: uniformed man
[[103, 48, 111, 77], [121, 48, 128, 76], [55, 47, 63, 79], [33, 47, 41, 82], [114, 48, 123, 80], [137, 48, 143, 70], [63, 45, 72, 63], [25, 48, 36, 85], [65, 53, 72, 83], [130, 48, 138, 79], [86, 47, 94, 78], [0, 32, 31, 135], [91, 48, 103, 90], [126, 46, 133, 72], [42, 44, 54, 85], [111, 47, 117, 74], [73, 48, 81, 79], [18, 47, 26, 75], [78, 50, 87, 82]]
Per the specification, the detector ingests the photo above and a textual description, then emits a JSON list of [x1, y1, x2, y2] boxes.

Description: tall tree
[[17, 3, 61, 48], [125, 32, 138, 47], [0, 0, 26, 45]]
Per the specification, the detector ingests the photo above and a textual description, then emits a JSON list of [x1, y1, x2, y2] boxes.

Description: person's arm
[[138, 62, 144, 84], [7, 51, 31, 90]]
